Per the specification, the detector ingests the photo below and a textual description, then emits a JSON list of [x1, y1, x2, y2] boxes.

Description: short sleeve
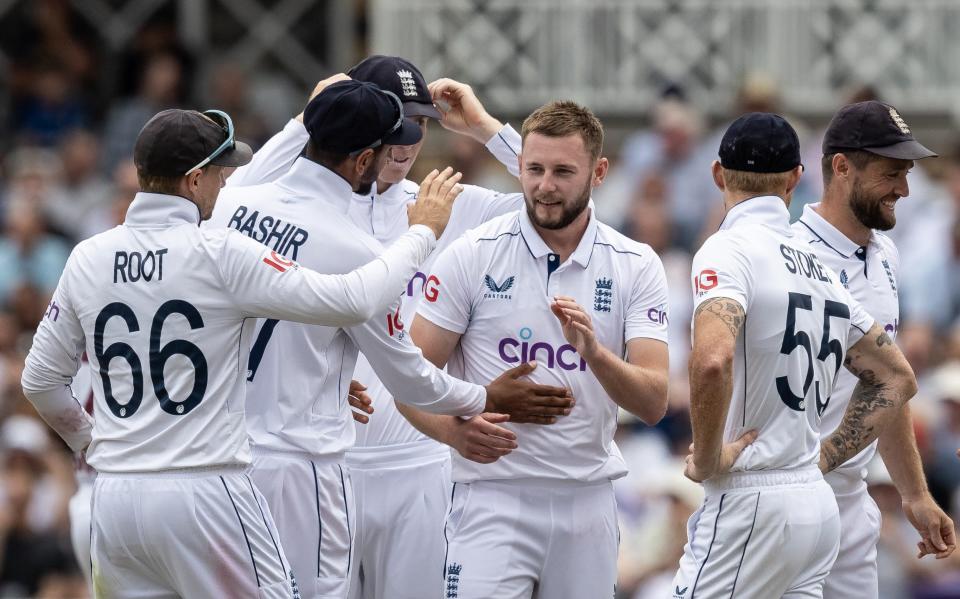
[[690, 233, 753, 313], [843, 288, 876, 348], [416, 236, 476, 334], [624, 253, 669, 344]]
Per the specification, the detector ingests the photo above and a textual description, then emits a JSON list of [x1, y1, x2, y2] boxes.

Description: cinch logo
[[498, 327, 586, 371], [44, 299, 60, 322], [484, 274, 515, 300], [693, 269, 717, 295], [647, 304, 668, 325], [407, 271, 440, 302], [884, 318, 899, 336]]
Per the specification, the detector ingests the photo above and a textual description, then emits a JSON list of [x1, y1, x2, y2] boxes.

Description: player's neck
[[816, 192, 872, 246], [722, 191, 787, 214], [375, 179, 394, 195], [533, 208, 591, 263]]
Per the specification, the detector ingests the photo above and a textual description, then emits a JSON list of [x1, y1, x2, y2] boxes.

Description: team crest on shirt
[[594, 277, 613, 312], [484, 274, 515, 299], [446, 563, 462, 597], [881, 259, 898, 297], [397, 69, 418, 97], [839, 269, 849, 289]]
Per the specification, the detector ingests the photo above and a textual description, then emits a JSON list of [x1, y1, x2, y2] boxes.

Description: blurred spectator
[[0, 416, 79, 597], [0, 199, 70, 305], [44, 129, 113, 242], [618, 97, 716, 250], [203, 61, 271, 149], [100, 52, 183, 173], [925, 363, 960, 511], [12, 62, 89, 148]]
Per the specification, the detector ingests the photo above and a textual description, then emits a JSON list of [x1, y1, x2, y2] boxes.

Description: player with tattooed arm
[[671, 113, 917, 599]]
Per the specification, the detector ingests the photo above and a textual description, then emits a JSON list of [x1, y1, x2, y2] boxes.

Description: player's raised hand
[[296, 73, 351, 122], [427, 78, 503, 143], [406, 167, 463, 239], [484, 361, 575, 424], [348, 379, 374, 424], [684, 430, 758, 483], [903, 496, 956, 559], [550, 296, 599, 361], [450, 413, 518, 464]]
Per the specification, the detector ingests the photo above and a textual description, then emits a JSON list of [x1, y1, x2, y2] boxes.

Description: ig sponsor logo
[[693, 269, 717, 295], [386, 305, 405, 340], [498, 327, 586, 372]]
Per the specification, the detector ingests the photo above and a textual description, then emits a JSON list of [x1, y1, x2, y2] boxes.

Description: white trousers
[[347, 442, 451, 599], [671, 467, 840, 599], [92, 468, 297, 599], [822, 471, 881, 599], [69, 478, 94, 595], [249, 451, 354, 599], [442, 479, 619, 599]]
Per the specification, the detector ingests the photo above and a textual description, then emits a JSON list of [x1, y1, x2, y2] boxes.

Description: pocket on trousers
[[444, 483, 473, 542]]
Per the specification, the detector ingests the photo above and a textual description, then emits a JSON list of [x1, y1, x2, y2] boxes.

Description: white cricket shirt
[[418, 207, 670, 483], [349, 125, 525, 449], [21, 192, 438, 472], [207, 157, 487, 457], [691, 197, 874, 473], [793, 203, 900, 476]]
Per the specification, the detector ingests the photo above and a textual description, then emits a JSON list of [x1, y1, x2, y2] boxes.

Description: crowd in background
[[0, 3, 959, 599]]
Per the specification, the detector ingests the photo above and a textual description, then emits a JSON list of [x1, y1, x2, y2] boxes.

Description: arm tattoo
[[875, 331, 893, 348], [822, 365, 896, 472], [694, 298, 745, 339]]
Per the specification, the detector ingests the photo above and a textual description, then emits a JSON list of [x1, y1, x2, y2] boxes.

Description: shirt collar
[[124, 193, 201, 227], [276, 157, 354, 213], [797, 202, 866, 259], [518, 203, 599, 267], [718, 195, 792, 235]]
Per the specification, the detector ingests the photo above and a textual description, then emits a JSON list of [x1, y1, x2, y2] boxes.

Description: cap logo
[[397, 69, 418, 97], [889, 108, 911, 135]]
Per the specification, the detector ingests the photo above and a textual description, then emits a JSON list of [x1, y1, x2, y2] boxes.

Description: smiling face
[[519, 132, 603, 230], [378, 116, 428, 186], [847, 155, 913, 231]]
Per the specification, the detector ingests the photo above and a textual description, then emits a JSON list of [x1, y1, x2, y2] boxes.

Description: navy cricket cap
[[134, 109, 253, 177], [822, 100, 936, 160], [303, 80, 423, 154], [719, 112, 801, 173], [348, 55, 442, 120]]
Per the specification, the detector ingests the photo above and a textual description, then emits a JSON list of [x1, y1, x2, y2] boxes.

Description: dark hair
[[304, 137, 385, 170], [821, 150, 877, 184]]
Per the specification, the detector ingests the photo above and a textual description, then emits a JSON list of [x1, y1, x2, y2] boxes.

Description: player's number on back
[[776, 292, 849, 415], [94, 300, 209, 418]]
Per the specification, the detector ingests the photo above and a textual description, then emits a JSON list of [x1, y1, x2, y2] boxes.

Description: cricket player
[[671, 113, 918, 599], [793, 101, 955, 599], [402, 99, 670, 598], [340, 61, 533, 599], [20, 106, 465, 598], [208, 78, 574, 599]]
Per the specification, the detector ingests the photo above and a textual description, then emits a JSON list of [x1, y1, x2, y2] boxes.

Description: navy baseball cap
[[719, 112, 801, 173], [822, 101, 936, 160], [134, 109, 253, 177], [303, 80, 423, 154], [348, 55, 442, 120]]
